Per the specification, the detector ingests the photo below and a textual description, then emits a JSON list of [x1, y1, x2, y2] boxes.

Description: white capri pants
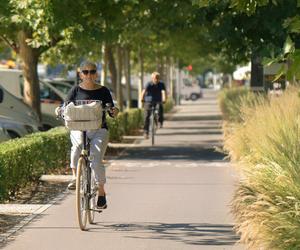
[[70, 129, 109, 185]]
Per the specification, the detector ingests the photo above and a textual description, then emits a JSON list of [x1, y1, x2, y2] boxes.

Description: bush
[[0, 127, 69, 201], [125, 108, 143, 133], [164, 99, 174, 113], [107, 108, 143, 141]]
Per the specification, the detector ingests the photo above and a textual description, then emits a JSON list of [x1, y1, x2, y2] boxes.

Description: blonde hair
[[151, 72, 160, 78]]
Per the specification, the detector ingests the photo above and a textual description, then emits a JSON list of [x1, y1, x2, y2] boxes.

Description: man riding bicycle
[[141, 72, 167, 139], [64, 61, 118, 209]]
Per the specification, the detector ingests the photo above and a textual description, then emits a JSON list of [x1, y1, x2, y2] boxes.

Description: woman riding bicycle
[[65, 61, 118, 209]]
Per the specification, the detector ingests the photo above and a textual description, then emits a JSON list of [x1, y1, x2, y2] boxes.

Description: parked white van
[[0, 85, 39, 140], [181, 78, 203, 101], [0, 69, 66, 130], [0, 85, 40, 130]]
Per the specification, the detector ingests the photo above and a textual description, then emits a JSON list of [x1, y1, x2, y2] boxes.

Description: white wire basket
[[63, 100, 103, 131]]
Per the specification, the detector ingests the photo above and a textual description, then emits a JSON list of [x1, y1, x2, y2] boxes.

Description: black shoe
[[67, 179, 76, 190], [97, 195, 107, 209]]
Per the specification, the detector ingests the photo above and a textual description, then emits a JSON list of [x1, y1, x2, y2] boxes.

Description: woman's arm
[[104, 87, 118, 117]]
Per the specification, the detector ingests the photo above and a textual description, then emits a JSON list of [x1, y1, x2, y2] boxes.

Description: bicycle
[[57, 100, 112, 230]]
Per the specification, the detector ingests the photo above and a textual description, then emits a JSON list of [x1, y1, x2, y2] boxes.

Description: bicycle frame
[[81, 131, 98, 204], [81, 131, 91, 207]]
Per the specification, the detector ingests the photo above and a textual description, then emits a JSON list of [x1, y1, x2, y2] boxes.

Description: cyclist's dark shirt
[[145, 81, 166, 103], [65, 85, 114, 129]]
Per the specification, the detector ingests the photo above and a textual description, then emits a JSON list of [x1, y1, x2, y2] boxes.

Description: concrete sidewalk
[[1, 89, 243, 250]]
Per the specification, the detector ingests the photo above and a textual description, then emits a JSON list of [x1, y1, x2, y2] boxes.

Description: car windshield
[[49, 82, 72, 94]]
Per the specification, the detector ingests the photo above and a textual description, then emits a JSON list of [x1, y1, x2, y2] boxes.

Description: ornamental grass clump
[[225, 88, 300, 249], [219, 87, 266, 144], [218, 87, 263, 123]]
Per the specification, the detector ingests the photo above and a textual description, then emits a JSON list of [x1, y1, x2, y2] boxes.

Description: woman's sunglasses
[[81, 69, 97, 75]]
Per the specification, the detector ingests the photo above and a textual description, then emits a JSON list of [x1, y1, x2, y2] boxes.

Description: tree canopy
[[1, 0, 300, 114]]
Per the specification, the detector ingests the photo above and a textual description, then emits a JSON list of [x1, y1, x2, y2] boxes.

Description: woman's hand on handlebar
[[109, 107, 119, 117], [55, 106, 63, 118]]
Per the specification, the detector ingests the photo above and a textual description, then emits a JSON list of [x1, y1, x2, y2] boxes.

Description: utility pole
[[138, 47, 144, 108]]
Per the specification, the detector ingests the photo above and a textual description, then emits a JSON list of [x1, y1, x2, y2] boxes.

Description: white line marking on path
[[109, 161, 230, 169]]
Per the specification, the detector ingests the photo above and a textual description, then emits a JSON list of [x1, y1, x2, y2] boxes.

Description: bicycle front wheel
[[76, 157, 88, 230], [88, 170, 97, 224]]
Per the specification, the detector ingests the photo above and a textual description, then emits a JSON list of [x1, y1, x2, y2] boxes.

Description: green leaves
[[283, 36, 295, 55], [8, 0, 52, 47], [283, 15, 300, 34]]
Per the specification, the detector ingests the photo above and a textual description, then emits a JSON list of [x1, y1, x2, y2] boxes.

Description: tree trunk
[[100, 43, 108, 86], [116, 45, 123, 111], [124, 46, 132, 109], [169, 57, 174, 101], [138, 47, 144, 108], [156, 55, 165, 81], [250, 55, 264, 91], [18, 30, 41, 121], [166, 57, 170, 97], [161, 56, 165, 82], [176, 58, 181, 105], [106, 45, 117, 95]]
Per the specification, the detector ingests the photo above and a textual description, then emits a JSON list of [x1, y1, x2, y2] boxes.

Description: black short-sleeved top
[[65, 85, 114, 129], [144, 81, 166, 103]]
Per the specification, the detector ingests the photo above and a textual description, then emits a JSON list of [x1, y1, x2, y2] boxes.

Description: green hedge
[[107, 108, 143, 141], [0, 127, 69, 200], [164, 99, 174, 113]]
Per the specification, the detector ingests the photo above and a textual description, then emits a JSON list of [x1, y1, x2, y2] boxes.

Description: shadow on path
[[165, 126, 222, 130], [170, 115, 222, 122], [157, 131, 222, 136], [121, 146, 227, 162], [91, 222, 240, 246]]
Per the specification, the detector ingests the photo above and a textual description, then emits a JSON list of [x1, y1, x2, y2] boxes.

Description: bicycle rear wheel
[[88, 171, 97, 224], [76, 157, 88, 230]]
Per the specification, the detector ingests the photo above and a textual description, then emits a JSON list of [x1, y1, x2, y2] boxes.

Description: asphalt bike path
[[1, 89, 244, 250]]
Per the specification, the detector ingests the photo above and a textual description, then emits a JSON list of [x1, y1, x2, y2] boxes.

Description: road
[[2, 89, 243, 250]]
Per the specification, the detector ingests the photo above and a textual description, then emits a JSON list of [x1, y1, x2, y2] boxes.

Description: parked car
[[0, 69, 66, 130], [181, 78, 203, 101], [0, 124, 10, 142], [43, 79, 73, 95], [39, 80, 67, 130], [0, 85, 40, 129], [0, 115, 39, 139]]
